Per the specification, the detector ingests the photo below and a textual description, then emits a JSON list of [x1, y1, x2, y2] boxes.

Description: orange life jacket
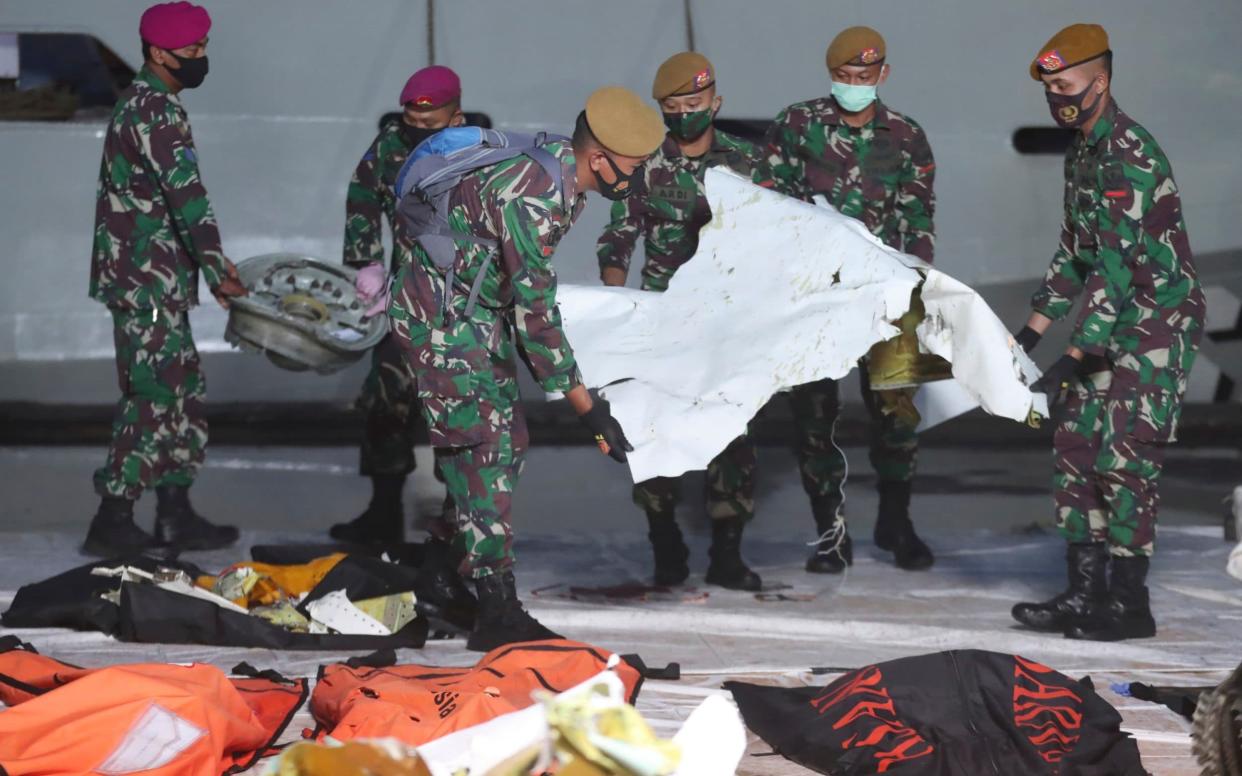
[[310, 639, 642, 746], [0, 638, 307, 776]]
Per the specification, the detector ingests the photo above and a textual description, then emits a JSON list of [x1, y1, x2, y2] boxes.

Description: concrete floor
[[2, 441, 1240, 774]]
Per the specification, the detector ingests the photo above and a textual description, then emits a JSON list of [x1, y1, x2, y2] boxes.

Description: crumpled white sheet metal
[[304, 589, 389, 636], [914, 269, 1048, 432], [558, 169, 1046, 482]]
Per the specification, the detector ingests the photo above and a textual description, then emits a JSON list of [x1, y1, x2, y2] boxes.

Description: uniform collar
[[557, 145, 584, 216], [660, 128, 734, 160], [136, 65, 171, 94], [1084, 98, 1119, 148], [824, 96, 891, 130]]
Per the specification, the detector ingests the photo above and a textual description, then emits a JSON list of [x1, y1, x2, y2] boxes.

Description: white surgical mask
[[831, 81, 877, 112]]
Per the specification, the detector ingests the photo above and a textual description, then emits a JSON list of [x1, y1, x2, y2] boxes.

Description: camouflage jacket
[[596, 129, 759, 291], [90, 67, 229, 311], [391, 141, 585, 394], [344, 120, 416, 269], [756, 97, 936, 263], [1031, 100, 1205, 392]]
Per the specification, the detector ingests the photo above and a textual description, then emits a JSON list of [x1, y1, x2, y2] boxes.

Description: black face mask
[[401, 123, 442, 149], [592, 152, 642, 201], [169, 52, 208, 89], [1045, 80, 1103, 129]]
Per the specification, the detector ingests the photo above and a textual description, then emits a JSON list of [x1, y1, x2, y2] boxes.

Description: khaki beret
[[1030, 24, 1110, 80], [652, 51, 715, 100], [826, 26, 886, 70], [585, 86, 665, 157]]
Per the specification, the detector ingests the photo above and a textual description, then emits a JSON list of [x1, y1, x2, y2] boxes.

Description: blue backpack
[[394, 127, 569, 317]]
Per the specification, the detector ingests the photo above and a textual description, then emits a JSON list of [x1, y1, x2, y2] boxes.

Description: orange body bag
[[311, 639, 642, 746], [0, 638, 307, 776]]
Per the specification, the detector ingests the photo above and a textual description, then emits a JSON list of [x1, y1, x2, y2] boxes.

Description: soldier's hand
[[362, 287, 391, 320], [212, 276, 249, 309], [219, 257, 244, 284], [578, 395, 632, 463], [1031, 353, 1081, 401], [601, 267, 627, 287], [355, 262, 388, 302]]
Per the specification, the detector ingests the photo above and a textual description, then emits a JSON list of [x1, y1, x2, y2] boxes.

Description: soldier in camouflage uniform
[[597, 52, 763, 592], [389, 87, 665, 651], [330, 66, 466, 547], [1011, 24, 1205, 642], [85, 2, 245, 556], [754, 27, 937, 573]]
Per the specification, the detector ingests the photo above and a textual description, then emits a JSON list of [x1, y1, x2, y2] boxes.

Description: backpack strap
[[456, 132, 571, 318], [524, 132, 566, 206]]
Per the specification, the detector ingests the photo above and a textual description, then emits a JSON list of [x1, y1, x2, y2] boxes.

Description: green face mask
[[831, 81, 877, 112], [662, 108, 713, 142]]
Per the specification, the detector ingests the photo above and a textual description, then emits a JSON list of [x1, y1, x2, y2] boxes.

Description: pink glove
[[363, 288, 391, 319], [354, 262, 388, 302]]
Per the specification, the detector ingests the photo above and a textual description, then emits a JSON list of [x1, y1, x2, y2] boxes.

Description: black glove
[[1014, 325, 1042, 354], [1031, 354, 1082, 396], [1080, 352, 1109, 374], [579, 397, 632, 463]]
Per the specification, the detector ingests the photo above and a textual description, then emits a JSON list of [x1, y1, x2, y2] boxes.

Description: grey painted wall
[[1, 0, 1239, 404]]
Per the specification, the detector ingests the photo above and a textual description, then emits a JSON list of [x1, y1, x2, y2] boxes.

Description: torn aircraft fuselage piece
[[557, 169, 1047, 482]]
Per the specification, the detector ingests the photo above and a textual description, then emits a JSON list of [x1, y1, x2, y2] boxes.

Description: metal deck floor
[[2, 442, 1239, 774]]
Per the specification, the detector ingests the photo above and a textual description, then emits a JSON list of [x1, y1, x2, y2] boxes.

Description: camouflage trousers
[[94, 308, 206, 500], [1053, 367, 1181, 557], [392, 304, 527, 580], [638, 257, 685, 295], [633, 433, 756, 520], [789, 371, 919, 505], [433, 406, 527, 580], [356, 333, 422, 477]]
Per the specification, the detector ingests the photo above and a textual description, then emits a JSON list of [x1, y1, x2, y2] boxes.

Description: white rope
[[805, 410, 849, 557]]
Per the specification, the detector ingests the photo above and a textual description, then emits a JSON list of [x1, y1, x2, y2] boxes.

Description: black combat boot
[[153, 485, 239, 550], [705, 518, 762, 591], [873, 481, 934, 570], [330, 474, 405, 546], [647, 509, 690, 586], [413, 537, 478, 632], [82, 496, 171, 557], [805, 495, 852, 574], [1065, 556, 1157, 641], [1012, 542, 1108, 631], [467, 571, 562, 653]]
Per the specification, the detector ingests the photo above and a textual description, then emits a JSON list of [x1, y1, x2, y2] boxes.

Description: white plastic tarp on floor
[[558, 169, 1047, 482]]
